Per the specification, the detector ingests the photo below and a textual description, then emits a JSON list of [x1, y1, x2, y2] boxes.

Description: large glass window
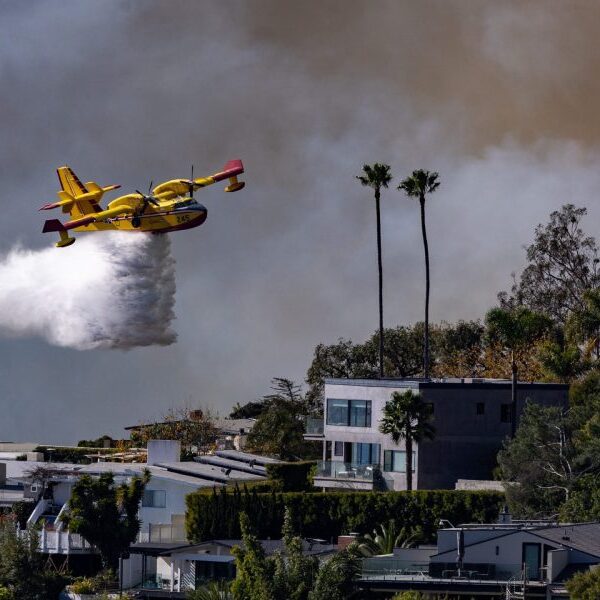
[[326, 399, 349, 425], [326, 399, 371, 427], [351, 442, 380, 465], [383, 450, 415, 472]]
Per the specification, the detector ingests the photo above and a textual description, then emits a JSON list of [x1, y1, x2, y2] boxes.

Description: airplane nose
[[196, 204, 208, 225]]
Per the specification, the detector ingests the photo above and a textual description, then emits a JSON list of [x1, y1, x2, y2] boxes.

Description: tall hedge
[[185, 488, 504, 543]]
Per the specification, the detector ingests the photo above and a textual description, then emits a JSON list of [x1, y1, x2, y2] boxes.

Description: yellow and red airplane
[[41, 160, 245, 247]]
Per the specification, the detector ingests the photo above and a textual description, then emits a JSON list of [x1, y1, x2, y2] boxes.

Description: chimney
[[337, 534, 358, 550], [147, 440, 181, 465]]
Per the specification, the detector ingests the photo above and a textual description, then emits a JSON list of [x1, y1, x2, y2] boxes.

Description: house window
[[142, 490, 166, 508], [500, 404, 512, 423], [326, 399, 372, 427], [383, 450, 415, 472], [476, 402, 485, 415], [351, 443, 380, 465], [334, 441, 344, 457]]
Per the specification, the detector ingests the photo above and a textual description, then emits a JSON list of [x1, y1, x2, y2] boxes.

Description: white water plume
[[0, 232, 177, 350]]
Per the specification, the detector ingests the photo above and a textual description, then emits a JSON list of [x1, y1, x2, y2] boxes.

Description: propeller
[[135, 180, 160, 211], [184, 165, 195, 200]]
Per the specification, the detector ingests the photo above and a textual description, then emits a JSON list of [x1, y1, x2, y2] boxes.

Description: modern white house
[[307, 378, 569, 492], [1, 441, 276, 584]]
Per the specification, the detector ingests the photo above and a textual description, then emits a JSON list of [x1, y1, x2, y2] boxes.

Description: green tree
[[231, 512, 276, 600], [379, 390, 435, 491], [567, 288, 600, 360], [485, 306, 552, 436], [398, 170, 440, 379], [0, 519, 49, 600], [497, 403, 594, 517], [356, 163, 393, 379], [307, 543, 361, 600], [129, 406, 218, 454], [64, 470, 150, 569], [358, 519, 421, 556], [247, 379, 319, 460], [499, 204, 600, 324], [566, 566, 600, 599]]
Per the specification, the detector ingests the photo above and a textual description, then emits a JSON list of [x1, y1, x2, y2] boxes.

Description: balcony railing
[[361, 557, 529, 582], [314, 461, 378, 482], [304, 417, 324, 436]]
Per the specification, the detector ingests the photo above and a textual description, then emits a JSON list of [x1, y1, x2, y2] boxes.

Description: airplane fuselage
[[70, 200, 208, 234]]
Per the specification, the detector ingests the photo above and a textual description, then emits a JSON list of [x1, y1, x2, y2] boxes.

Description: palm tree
[[357, 163, 393, 379], [379, 390, 435, 491], [358, 519, 422, 556], [398, 170, 440, 379]]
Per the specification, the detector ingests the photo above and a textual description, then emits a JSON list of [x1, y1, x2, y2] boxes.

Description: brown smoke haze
[[2, 0, 600, 442]]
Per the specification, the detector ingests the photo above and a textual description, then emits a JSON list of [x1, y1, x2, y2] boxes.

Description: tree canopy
[[64, 470, 150, 569]]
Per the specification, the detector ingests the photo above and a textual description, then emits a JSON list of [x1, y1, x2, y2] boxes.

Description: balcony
[[313, 461, 380, 491], [303, 417, 324, 439], [361, 557, 528, 583]]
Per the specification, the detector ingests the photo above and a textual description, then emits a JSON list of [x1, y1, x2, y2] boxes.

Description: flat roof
[[325, 378, 569, 390]]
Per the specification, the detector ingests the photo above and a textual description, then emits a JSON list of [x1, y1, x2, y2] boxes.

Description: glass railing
[[304, 417, 324, 435], [314, 461, 378, 482], [362, 558, 527, 582], [362, 558, 430, 578]]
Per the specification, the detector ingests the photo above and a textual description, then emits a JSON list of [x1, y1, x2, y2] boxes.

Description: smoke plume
[[0, 233, 176, 350]]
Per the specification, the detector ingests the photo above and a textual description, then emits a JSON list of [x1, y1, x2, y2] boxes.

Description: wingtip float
[[40, 160, 245, 247]]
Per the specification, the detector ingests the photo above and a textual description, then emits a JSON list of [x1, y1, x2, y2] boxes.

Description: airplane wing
[[152, 159, 245, 197]]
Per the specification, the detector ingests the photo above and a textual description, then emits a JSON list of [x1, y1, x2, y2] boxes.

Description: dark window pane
[[326, 399, 348, 425], [501, 404, 512, 423], [334, 441, 344, 456], [476, 402, 485, 415]]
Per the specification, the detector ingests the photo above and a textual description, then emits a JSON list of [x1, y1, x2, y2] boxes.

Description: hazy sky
[[2, 0, 600, 443]]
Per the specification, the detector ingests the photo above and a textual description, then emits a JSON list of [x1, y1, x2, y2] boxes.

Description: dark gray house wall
[[417, 382, 568, 489]]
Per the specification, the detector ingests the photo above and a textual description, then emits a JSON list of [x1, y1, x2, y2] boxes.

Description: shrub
[[186, 489, 504, 543], [70, 577, 97, 594]]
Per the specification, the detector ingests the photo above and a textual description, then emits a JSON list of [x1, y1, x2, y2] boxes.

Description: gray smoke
[[0, 232, 176, 350]]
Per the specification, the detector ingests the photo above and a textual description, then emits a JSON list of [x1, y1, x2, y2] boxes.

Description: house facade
[[359, 519, 600, 599], [308, 378, 568, 491]]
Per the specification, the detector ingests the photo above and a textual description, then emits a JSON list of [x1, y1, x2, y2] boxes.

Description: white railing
[[19, 528, 96, 554], [26, 498, 50, 528]]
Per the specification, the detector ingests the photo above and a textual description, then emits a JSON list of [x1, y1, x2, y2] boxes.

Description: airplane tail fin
[[213, 159, 245, 192], [42, 219, 76, 248], [52, 166, 120, 218]]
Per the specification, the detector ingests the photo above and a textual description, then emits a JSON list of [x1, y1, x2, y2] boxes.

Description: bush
[[69, 577, 97, 594], [186, 488, 504, 543], [265, 461, 316, 491], [0, 587, 11, 600]]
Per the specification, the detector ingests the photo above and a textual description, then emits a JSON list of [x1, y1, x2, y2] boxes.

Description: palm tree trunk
[[511, 351, 518, 438], [405, 436, 413, 491], [420, 194, 430, 379], [376, 188, 384, 379]]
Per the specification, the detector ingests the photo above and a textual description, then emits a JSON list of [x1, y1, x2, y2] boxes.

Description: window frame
[[326, 399, 372, 427]]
